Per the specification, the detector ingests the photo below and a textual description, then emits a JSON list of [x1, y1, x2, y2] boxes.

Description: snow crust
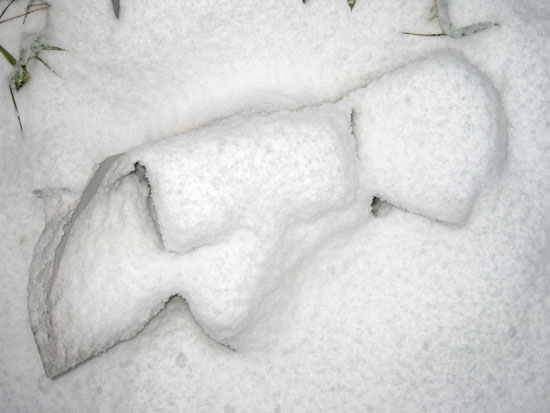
[[353, 52, 507, 224]]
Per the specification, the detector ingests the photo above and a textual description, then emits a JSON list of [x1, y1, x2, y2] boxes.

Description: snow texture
[[0, 1, 47, 54], [1, 0, 549, 411], [29, 104, 370, 377], [28, 51, 507, 377], [353, 52, 507, 225]]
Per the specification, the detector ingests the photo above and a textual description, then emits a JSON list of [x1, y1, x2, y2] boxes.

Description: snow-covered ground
[[1, 0, 549, 411]]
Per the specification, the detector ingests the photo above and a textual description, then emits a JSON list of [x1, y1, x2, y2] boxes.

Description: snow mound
[[28, 104, 370, 377], [28, 52, 509, 378], [352, 52, 507, 225]]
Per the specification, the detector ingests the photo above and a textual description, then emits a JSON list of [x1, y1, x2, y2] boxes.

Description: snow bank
[[28, 104, 370, 377], [352, 52, 507, 225]]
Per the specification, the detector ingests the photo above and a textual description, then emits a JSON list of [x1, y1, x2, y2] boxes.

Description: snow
[[29, 52, 509, 377], [0, 1, 46, 54], [429, 0, 497, 38], [123, 106, 362, 254], [1, 0, 550, 411], [30, 104, 370, 376], [352, 51, 507, 225]]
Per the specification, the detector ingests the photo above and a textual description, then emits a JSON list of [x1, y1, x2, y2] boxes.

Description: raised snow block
[[352, 52, 507, 225], [28, 104, 370, 377]]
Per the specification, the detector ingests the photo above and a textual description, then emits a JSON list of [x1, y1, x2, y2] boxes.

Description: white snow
[[0, 1, 47, 54], [30, 104, 370, 376], [124, 106, 362, 254], [1, 0, 549, 411], [352, 51, 507, 224], [29, 52, 511, 376]]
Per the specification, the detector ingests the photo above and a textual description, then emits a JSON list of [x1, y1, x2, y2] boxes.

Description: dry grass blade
[[0, 0, 16, 20], [8, 84, 23, 132], [0, 3, 50, 25], [403, 0, 498, 39], [22, 1, 51, 24], [403, 32, 446, 37], [23, 0, 32, 24]]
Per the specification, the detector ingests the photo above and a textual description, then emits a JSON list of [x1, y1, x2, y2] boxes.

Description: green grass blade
[[33, 56, 59, 76], [0, 43, 17, 67], [39, 44, 67, 52]]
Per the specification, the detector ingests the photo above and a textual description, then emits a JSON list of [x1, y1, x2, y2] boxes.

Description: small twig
[[0, 4, 50, 25], [8, 84, 23, 132], [0, 0, 16, 20]]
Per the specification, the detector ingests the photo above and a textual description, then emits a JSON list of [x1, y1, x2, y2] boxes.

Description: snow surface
[[352, 52, 507, 225], [1, 0, 550, 411], [30, 104, 371, 376], [29, 51, 508, 377]]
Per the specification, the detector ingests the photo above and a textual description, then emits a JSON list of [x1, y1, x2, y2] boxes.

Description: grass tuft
[[1, 38, 66, 134], [403, 0, 498, 38]]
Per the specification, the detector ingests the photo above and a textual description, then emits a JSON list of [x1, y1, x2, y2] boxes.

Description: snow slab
[[352, 51, 507, 225], [29, 103, 371, 377], [1, 0, 549, 411]]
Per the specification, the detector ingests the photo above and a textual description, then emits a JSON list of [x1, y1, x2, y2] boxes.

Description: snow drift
[[28, 52, 507, 377]]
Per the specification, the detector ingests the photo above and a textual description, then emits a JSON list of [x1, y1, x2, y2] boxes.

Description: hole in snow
[[370, 196, 392, 217]]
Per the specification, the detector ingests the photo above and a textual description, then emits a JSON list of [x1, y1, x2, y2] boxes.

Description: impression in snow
[[28, 52, 507, 377]]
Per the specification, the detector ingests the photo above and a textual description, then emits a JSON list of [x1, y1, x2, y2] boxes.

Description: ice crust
[[352, 52, 507, 225], [28, 51, 508, 377]]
